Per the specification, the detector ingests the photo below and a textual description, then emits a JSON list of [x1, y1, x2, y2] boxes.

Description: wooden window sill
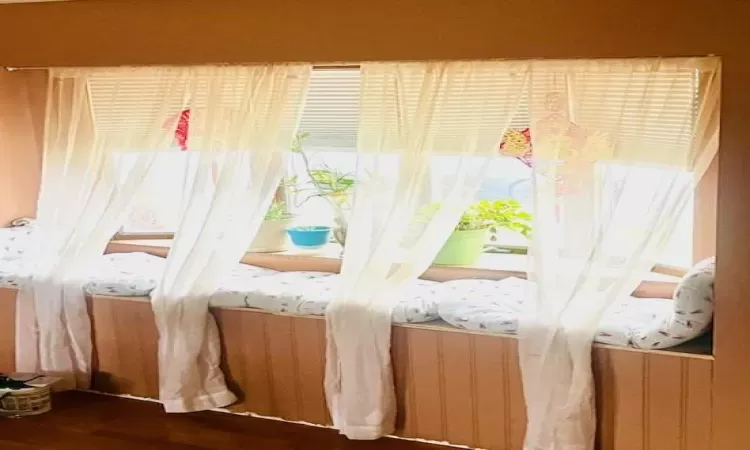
[[107, 239, 679, 299]]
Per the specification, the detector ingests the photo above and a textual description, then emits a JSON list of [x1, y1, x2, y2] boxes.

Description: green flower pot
[[433, 228, 490, 266]]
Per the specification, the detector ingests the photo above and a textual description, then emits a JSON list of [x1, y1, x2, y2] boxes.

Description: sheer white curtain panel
[[519, 57, 720, 450], [325, 61, 531, 439], [150, 64, 311, 413], [16, 67, 191, 389]]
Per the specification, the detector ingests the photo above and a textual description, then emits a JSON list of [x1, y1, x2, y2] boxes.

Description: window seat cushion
[[620, 257, 714, 349], [0, 258, 23, 288], [84, 252, 167, 296], [0, 252, 167, 296], [210, 272, 441, 324], [0, 251, 441, 323], [437, 272, 714, 350], [0, 224, 36, 260]]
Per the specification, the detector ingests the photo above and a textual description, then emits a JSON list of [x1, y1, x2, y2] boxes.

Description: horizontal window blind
[[85, 71, 187, 133], [82, 67, 310, 147], [299, 66, 531, 151], [356, 62, 530, 155], [298, 68, 360, 148], [81, 63, 704, 158], [528, 65, 703, 166], [279, 66, 702, 157], [571, 70, 700, 154]]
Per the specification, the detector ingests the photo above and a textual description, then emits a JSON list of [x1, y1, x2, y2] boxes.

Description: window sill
[[107, 239, 679, 299]]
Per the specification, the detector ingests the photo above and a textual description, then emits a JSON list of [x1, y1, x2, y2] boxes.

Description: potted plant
[[432, 199, 532, 266], [289, 132, 355, 247], [248, 200, 296, 253]]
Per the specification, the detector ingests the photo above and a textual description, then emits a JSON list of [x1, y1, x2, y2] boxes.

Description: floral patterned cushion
[[0, 225, 36, 260], [0, 258, 24, 288], [437, 277, 532, 333], [84, 252, 167, 296], [596, 298, 676, 347], [0, 252, 166, 296], [209, 270, 327, 309], [292, 277, 440, 323], [625, 257, 715, 349], [210, 272, 441, 324], [438, 267, 715, 350]]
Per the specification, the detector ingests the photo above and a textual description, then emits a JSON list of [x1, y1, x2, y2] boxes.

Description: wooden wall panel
[[398, 327, 445, 441], [0, 290, 716, 450], [214, 308, 330, 424], [645, 355, 684, 450], [0, 69, 46, 226], [0, 287, 16, 373], [89, 297, 158, 398], [685, 359, 713, 450]]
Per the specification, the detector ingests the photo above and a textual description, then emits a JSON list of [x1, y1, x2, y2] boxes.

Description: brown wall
[[0, 70, 46, 225], [0, 1, 748, 448]]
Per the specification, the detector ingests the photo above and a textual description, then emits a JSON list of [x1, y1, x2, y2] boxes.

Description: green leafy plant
[[289, 132, 355, 246], [290, 132, 356, 209], [420, 199, 532, 240], [264, 201, 293, 221], [457, 199, 532, 239]]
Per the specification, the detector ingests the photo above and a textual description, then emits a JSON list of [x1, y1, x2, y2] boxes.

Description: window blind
[[82, 67, 310, 147], [81, 63, 706, 158], [298, 68, 360, 148], [83, 67, 338, 147], [298, 66, 531, 151], [296, 66, 703, 157], [570, 70, 700, 154], [527, 63, 706, 167]]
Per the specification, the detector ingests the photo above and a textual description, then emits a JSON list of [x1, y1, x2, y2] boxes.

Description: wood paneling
[[213, 308, 330, 424], [1, 290, 713, 450], [0, 287, 16, 373], [695, 155, 718, 262], [89, 297, 159, 398], [0, 69, 46, 226]]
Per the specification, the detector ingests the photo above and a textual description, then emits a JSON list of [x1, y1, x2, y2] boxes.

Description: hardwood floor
[[0, 391, 451, 449]]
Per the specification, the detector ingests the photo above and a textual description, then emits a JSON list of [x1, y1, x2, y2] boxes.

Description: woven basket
[[0, 385, 52, 417]]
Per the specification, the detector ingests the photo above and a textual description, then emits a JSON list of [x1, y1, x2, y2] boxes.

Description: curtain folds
[[325, 61, 530, 439], [150, 65, 311, 412], [16, 68, 191, 389], [519, 57, 720, 450], [15, 65, 312, 409]]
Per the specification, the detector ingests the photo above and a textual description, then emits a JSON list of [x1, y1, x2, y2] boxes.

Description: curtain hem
[[337, 423, 396, 440], [162, 388, 237, 413]]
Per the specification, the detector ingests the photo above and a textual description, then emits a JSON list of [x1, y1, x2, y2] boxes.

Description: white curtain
[[325, 61, 530, 439], [519, 58, 720, 450], [16, 68, 191, 389], [151, 65, 311, 413]]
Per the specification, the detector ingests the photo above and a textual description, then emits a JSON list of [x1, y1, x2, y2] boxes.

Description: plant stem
[[297, 148, 349, 229]]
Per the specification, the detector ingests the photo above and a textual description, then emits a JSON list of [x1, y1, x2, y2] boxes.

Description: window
[[119, 152, 198, 233], [286, 67, 535, 249], [114, 65, 708, 271]]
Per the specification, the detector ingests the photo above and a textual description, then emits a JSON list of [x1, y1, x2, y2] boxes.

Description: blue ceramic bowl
[[285, 226, 332, 250]]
